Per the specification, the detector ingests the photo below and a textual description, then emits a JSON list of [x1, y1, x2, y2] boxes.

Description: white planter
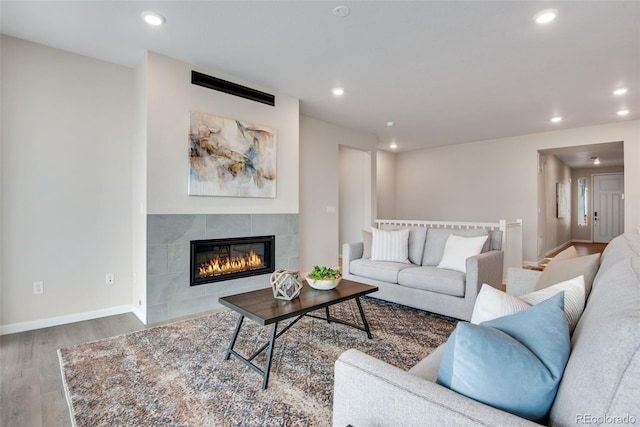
[[306, 277, 341, 290]]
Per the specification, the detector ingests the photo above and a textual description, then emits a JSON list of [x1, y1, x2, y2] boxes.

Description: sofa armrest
[[466, 250, 504, 295], [333, 349, 537, 427], [506, 268, 542, 297], [341, 242, 363, 276]]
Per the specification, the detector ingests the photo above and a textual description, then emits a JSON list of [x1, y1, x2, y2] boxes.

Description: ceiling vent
[[191, 71, 275, 106]]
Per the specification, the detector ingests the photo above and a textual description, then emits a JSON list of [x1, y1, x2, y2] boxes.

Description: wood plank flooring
[[1, 314, 147, 427], [548, 242, 608, 257], [526, 242, 608, 271]]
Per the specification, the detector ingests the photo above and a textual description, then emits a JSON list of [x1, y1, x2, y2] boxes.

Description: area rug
[[58, 297, 457, 427]]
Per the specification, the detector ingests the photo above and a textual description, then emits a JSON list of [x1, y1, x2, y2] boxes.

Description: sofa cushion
[[471, 276, 586, 333], [349, 258, 413, 283], [408, 344, 446, 382], [437, 293, 570, 422], [536, 252, 600, 296], [437, 234, 488, 273], [487, 229, 503, 251], [550, 254, 640, 426], [552, 245, 579, 261], [378, 226, 427, 265], [422, 228, 489, 266], [407, 228, 428, 265], [362, 229, 372, 258], [470, 283, 530, 324], [398, 266, 465, 297], [593, 231, 640, 285], [370, 228, 410, 263]]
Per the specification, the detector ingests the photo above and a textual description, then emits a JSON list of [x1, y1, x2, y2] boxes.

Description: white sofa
[[342, 225, 504, 321], [334, 232, 640, 427]]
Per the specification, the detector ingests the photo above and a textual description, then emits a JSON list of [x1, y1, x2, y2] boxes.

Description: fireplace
[[190, 235, 275, 286]]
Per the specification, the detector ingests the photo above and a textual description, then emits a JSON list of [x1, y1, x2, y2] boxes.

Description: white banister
[[503, 219, 523, 280]]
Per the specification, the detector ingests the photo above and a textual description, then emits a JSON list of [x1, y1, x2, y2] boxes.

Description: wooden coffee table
[[219, 279, 378, 389]]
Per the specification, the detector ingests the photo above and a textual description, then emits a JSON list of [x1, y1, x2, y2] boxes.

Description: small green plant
[[308, 265, 341, 280]]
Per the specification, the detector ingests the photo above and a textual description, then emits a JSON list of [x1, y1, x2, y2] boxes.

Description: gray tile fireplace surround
[[147, 213, 299, 324]]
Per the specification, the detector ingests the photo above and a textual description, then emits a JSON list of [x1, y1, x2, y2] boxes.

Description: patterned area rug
[[58, 297, 457, 427]]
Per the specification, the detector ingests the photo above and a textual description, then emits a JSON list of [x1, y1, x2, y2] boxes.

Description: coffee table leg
[[225, 315, 245, 360], [355, 298, 372, 339], [262, 322, 278, 389], [325, 306, 331, 323]]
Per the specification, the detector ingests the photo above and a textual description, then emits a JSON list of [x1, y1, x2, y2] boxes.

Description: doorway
[[537, 142, 624, 258], [592, 173, 624, 243]]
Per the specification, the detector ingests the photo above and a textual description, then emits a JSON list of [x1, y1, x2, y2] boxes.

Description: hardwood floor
[[1, 313, 146, 427], [548, 242, 608, 257], [525, 242, 608, 271], [1, 309, 229, 427]]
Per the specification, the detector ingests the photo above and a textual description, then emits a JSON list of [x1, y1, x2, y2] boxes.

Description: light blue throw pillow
[[437, 292, 570, 421]]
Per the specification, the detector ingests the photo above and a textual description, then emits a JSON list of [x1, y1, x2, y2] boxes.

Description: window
[[577, 177, 588, 226]]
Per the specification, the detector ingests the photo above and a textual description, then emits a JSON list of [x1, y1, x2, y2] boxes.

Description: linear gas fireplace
[[190, 235, 275, 286]]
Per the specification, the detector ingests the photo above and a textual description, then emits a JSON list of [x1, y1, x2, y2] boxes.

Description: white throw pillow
[[370, 227, 410, 263], [470, 284, 530, 324], [471, 275, 586, 333], [437, 234, 488, 273]]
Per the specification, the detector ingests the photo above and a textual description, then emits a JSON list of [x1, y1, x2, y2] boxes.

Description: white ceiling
[[1, 1, 638, 162], [541, 141, 624, 169]]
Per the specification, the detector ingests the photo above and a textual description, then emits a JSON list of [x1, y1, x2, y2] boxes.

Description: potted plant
[[306, 265, 342, 290]]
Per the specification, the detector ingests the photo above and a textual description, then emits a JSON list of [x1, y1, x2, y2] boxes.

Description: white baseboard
[[132, 304, 147, 324], [545, 240, 573, 257], [571, 239, 593, 243], [0, 305, 136, 335]]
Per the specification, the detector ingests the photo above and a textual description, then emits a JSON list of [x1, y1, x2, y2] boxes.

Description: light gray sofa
[[342, 227, 504, 321], [333, 232, 640, 426]]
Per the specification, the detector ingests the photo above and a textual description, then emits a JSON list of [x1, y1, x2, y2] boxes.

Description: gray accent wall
[[147, 213, 299, 323]]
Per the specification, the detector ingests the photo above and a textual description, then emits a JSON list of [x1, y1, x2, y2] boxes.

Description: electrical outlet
[[105, 273, 115, 285], [33, 281, 44, 295]]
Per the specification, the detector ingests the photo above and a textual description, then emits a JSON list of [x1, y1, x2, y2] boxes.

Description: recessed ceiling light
[[332, 87, 344, 96], [534, 9, 557, 24], [617, 109, 630, 116], [142, 11, 165, 26], [551, 116, 562, 123], [386, 121, 395, 127], [390, 142, 398, 149], [591, 156, 601, 165], [333, 6, 351, 17], [613, 88, 628, 96]]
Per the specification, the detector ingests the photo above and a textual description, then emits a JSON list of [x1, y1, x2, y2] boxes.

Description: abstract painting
[[188, 111, 277, 198]]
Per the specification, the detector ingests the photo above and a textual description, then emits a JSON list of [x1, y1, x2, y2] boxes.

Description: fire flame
[[198, 249, 263, 278]]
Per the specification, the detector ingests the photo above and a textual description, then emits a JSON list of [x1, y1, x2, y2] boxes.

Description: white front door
[[592, 173, 624, 243]]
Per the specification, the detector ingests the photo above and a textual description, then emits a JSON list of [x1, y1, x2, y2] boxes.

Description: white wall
[[300, 116, 377, 272], [376, 150, 397, 219], [145, 52, 299, 215], [339, 146, 370, 254], [393, 120, 640, 263], [1, 36, 134, 329], [131, 53, 149, 322], [542, 155, 572, 254]]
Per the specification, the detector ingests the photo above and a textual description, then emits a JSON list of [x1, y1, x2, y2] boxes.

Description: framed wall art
[[556, 182, 568, 219], [188, 111, 277, 198]]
